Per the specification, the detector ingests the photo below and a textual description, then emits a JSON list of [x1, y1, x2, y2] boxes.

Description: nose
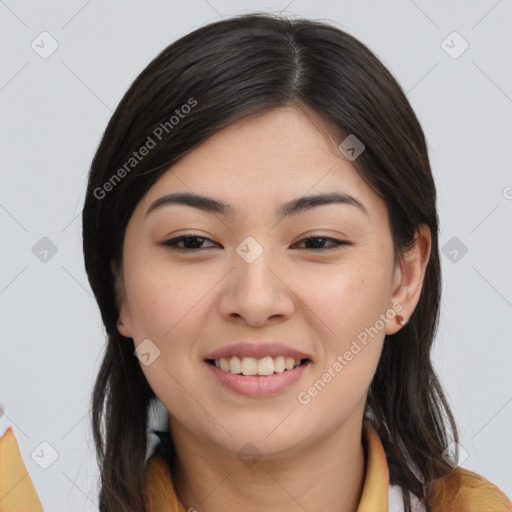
[[217, 241, 295, 327]]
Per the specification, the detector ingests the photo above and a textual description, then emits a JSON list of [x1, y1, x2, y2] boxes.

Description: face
[[116, 106, 429, 460]]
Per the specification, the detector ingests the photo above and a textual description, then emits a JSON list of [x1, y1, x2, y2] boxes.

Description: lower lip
[[204, 361, 311, 397]]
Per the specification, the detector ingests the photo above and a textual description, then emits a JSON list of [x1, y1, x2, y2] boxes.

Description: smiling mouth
[[205, 356, 311, 376]]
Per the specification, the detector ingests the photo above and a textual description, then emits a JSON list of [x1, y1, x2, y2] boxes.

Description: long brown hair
[[82, 12, 459, 511]]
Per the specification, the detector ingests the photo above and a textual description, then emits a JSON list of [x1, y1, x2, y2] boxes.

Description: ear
[[111, 259, 134, 339], [385, 224, 432, 336]]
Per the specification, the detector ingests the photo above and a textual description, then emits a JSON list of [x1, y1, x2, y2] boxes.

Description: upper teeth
[[213, 356, 302, 376]]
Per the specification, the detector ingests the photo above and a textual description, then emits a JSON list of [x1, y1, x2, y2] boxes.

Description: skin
[[115, 106, 431, 512]]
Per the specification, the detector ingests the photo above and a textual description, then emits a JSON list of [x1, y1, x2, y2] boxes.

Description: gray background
[[0, 0, 511, 510]]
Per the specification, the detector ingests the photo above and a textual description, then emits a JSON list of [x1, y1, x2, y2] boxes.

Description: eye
[[160, 235, 217, 252], [160, 234, 349, 252], [292, 236, 349, 251]]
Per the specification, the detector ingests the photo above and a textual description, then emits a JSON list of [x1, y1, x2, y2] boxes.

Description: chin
[[215, 418, 312, 454]]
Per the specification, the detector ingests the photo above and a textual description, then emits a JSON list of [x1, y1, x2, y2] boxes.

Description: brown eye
[[293, 236, 348, 250], [160, 235, 218, 252]]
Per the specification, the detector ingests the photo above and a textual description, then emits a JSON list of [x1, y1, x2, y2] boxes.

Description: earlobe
[[116, 300, 134, 338], [385, 224, 432, 336], [116, 316, 133, 338]]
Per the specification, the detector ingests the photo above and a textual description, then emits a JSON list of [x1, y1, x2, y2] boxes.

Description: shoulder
[[428, 467, 511, 512]]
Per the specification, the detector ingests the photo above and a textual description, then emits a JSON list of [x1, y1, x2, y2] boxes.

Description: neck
[[170, 415, 367, 512]]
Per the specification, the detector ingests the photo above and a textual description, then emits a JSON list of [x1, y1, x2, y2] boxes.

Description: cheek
[[297, 260, 391, 343], [297, 258, 392, 408], [124, 259, 219, 401], [296, 271, 387, 415], [292, 261, 389, 409], [125, 259, 207, 336], [125, 262, 210, 420]]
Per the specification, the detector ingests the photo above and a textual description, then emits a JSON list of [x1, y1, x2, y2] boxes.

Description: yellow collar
[[358, 420, 389, 511]]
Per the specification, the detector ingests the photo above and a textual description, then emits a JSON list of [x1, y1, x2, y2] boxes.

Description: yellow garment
[[144, 421, 512, 512], [0, 427, 44, 512]]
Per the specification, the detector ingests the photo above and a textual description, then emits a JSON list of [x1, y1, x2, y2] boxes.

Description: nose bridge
[[233, 235, 279, 293], [219, 235, 293, 323]]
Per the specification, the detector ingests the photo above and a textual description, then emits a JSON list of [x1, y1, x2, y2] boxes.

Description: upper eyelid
[[162, 233, 346, 242], [161, 228, 350, 240]]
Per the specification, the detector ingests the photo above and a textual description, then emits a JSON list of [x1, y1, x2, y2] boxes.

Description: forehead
[[133, 107, 387, 227]]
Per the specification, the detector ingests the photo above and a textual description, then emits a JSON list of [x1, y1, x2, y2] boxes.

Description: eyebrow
[[145, 190, 368, 219]]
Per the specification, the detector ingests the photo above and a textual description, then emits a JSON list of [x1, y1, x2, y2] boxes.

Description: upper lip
[[204, 342, 312, 361]]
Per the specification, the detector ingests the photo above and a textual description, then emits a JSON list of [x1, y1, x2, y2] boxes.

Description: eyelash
[[160, 234, 349, 253]]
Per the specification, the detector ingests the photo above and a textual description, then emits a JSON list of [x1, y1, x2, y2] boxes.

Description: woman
[[81, 12, 511, 512]]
